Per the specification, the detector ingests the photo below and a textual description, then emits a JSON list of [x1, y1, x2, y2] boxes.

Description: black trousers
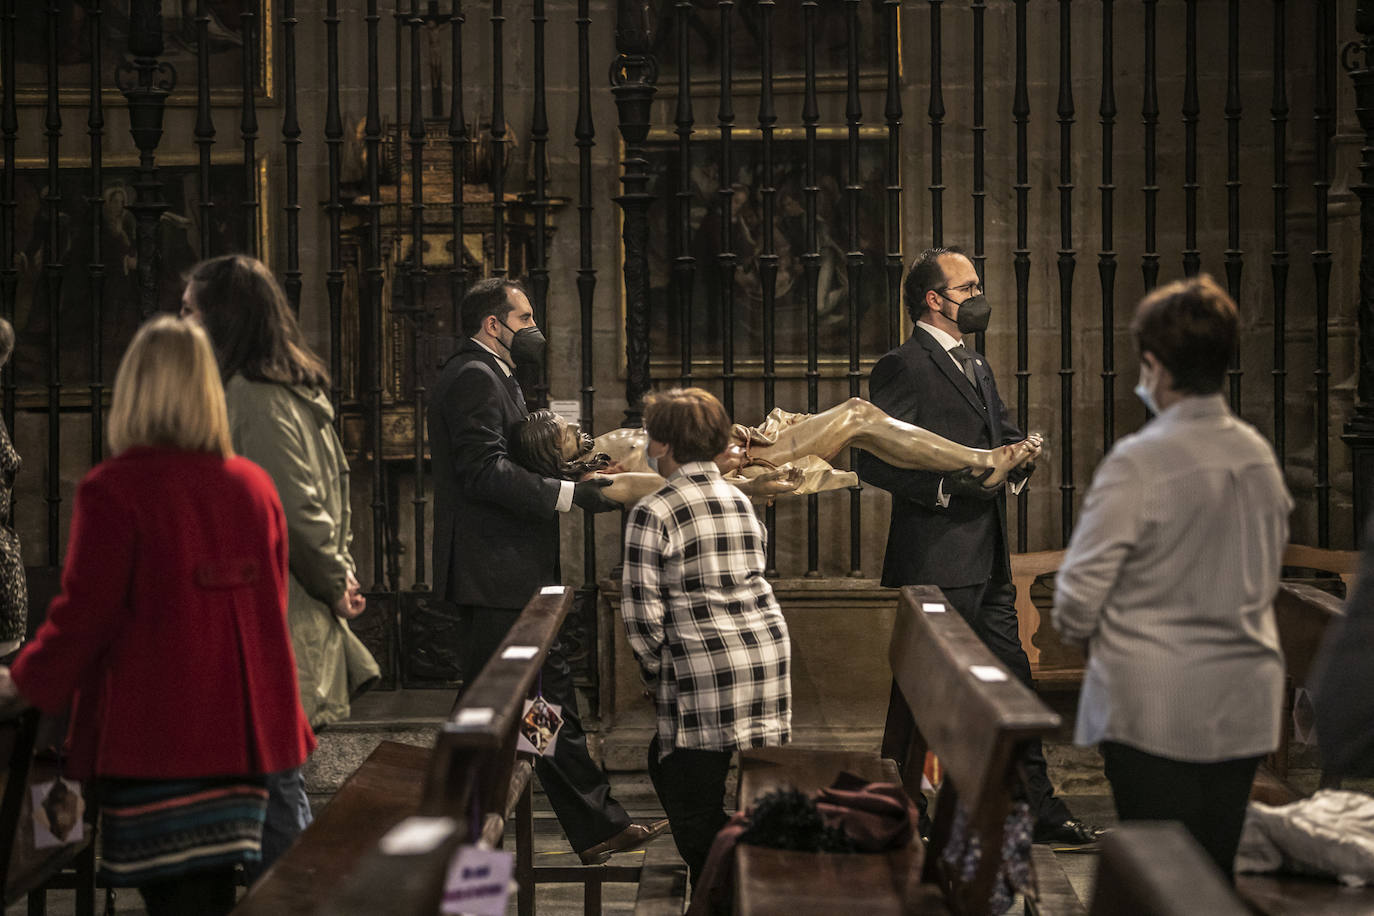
[[1101, 741, 1262, 882], [461, 605, 631, 854], [646, 734, 732, 887], [940, 565, 1072, 830], [138, 866, 237, 916]]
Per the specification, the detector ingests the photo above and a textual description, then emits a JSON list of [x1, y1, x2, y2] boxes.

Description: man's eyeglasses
[[937, 281, 983, 300]]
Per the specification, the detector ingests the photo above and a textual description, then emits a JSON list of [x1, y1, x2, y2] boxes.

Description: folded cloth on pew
[[1236, 789, 1374, 886], [687, 773, 921, 916], [97, 776, 269, 886]]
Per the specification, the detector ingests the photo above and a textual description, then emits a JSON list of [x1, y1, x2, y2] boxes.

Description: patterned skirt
[[98, 777, 269, 886]]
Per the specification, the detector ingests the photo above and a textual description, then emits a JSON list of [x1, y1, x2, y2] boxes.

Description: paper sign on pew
[[442, 846, 514, 916]]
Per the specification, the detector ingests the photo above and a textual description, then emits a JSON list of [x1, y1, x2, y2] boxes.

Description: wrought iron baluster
[[1, 0, 15, 434], [490, 0, 507, 277], [845, 0, 863, 576], [612, 0, 659, 426], [241, 4, 258, 257], [123, 1, 172, 319], [929, 0, 943, 248], [1315, 0, 1333, 546], [1182, 0, 1199, 277], [718, 0, 735, 416], [365, 0, 387, 587], [530, 0, 550, 407], [884, 0, 902, 354], [1272, 0, 1288, 468], [1100, 0, 1116, 451], [576, 0, 597, 584], [1225, 0, 1242, 409], [325, 0, 344, 416], [972, 0, 985, 285], [803, 0, 820, 576], [675, 0, 695, 388], [450, 1, 467, 337], [1142, 0, 1159, 291], [407, 0, 428, 589], [1057, 0, 1075, 543], [282, 0, 301, 311], [1013, 0, 1030, 552], [45, 2, 63, 565], [759, 0, 779, 577], [195, 0, 214, 259], [88, 0, 105, 465]]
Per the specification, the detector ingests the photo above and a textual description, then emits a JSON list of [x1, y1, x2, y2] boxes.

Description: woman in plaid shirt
[[621, 387, 792, 886]]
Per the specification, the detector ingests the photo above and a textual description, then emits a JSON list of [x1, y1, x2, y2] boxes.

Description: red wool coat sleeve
[[11, 448, 316, 781]]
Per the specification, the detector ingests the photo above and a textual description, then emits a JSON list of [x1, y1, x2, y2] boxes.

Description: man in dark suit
[[430, 277, 668, 864], [856, 247, 1101, 846]]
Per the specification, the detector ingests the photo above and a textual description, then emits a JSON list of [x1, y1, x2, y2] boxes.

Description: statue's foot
[[982, 436, 1042, 488]]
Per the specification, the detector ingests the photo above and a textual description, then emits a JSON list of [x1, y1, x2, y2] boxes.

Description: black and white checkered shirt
[[622, 461, 791, 758]]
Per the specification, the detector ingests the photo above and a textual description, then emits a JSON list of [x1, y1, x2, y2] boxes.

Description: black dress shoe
[[1032, 817, 1106, 847], [577, 819, 671, 865]]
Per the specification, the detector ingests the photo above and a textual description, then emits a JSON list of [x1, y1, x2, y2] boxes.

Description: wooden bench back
[[882, 585, 1061, 913], [1090, 822, 1249, 915], [317, 587, 574, 916], [1272, 582, 1343, 689]]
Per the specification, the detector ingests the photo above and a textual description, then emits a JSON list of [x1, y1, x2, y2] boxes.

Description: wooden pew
[[1252, 582, 1345, 800], [733, 585, 1063, 915], [234, 587, 573, 916], [1234, 581, 1374, 916], [1011, 544, 1357, 690], [1088, 822, 1249, 916]]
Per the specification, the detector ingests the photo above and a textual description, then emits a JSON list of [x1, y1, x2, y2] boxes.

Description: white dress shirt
[[1052, 394, 1293, 762]]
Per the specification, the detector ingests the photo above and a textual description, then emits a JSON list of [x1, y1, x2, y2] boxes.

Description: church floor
[[7, 686, 1334, 914]]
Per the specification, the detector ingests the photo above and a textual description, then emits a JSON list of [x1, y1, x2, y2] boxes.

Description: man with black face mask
[[430, 278, 668, 865], [856, 247, 1102, 847]]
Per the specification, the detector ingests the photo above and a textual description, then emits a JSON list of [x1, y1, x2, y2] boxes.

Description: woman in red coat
[[0, 315, 315, 915]]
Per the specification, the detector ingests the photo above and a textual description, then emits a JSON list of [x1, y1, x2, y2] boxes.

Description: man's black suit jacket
[[856, 324, 1023, 589], [429, 339, 562, 608]]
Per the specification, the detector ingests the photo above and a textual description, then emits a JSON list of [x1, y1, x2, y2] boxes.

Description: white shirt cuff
[[936, 478, 951, 508], [1009, 477, 1028, 496], [556, 480, 575, 512]]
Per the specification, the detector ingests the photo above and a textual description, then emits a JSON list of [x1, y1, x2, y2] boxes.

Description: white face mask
[[1135, 363, 1159, 416], [646, 452, 659, 474]]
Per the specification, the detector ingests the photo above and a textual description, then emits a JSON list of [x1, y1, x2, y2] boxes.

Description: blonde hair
[[108, 315, 234, 458]]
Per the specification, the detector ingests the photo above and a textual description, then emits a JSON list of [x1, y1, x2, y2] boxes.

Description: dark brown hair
[[510, 410, 611, 480], [903, 246, 968, 324], [1131, 273, 1238, 395], [460, 277, 527, 337], [643, 388, 731, 464], [184, 255, 330, 389]]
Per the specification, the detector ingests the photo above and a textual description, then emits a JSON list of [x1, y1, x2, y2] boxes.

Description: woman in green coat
[[180, 255, 379, 877]]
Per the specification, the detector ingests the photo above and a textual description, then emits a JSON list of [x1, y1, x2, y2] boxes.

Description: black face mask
[[941, 293, 992, 335], [499, 320, 547, 366]]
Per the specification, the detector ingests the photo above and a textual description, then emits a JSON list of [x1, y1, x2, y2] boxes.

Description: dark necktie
[[948, 344, 980, 392]]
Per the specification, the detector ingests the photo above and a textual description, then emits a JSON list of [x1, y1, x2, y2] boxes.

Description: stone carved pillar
[[1343, 2, 1374, 543]]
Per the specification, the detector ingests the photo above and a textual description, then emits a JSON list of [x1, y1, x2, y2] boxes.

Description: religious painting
[[649, 0, 897, 92], [7, 1, 273, 105], [626, 128, 898, 377], [7, 154, 269, 399]]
